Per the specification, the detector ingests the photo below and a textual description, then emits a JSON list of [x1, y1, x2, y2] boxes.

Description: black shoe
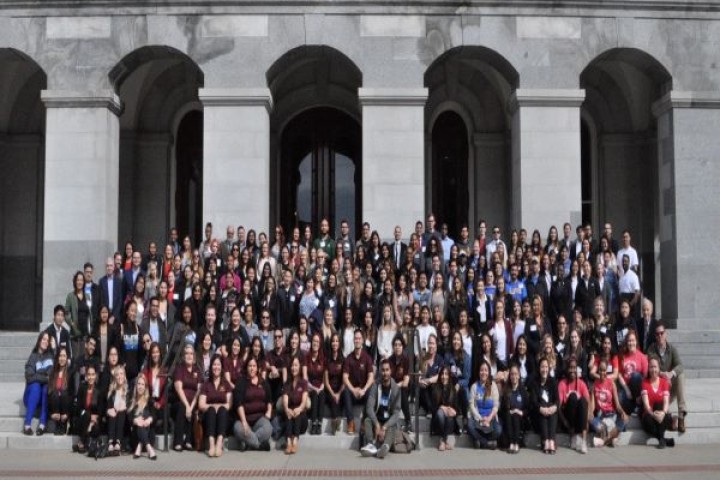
[[237, 441, 247, 452], [488, 440, 497, 450], [666, 438, 675, 447], [35, 426, 45, 436], [657, 438, 666, 449], [23, 427, 33, 436], [259, 441, 271, 451], [473, 439, 483, 450]]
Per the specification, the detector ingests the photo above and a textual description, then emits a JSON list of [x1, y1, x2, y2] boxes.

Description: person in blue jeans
[[467, 361, 502, 449], [23, 331, 54, 435]]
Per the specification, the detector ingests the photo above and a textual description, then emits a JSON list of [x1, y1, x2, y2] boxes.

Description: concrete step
[[674, 343, 720, 356], [677, 356, 719, 369], [0, 360, 27, 374], [684, 369, 720, 379], [0, 333, 38, 348], [0, 347, 33, 361], [669, 330, 720, 343]]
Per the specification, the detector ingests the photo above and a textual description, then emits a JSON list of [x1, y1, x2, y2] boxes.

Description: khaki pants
[[362, 417, 396, 448], [671, 372, 687, 414]]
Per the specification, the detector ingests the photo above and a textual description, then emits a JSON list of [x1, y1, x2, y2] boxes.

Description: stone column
[[358, 88, 427, 239], [41, 90, 121, 325], [509, 89, 585, 235], [199, 88, 272, 235], [653, 91, 720, 329]]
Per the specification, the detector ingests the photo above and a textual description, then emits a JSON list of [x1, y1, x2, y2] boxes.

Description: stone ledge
[[652, 91, 720, 117], [198, 88, 273, 112], [508, 89, 586, 113], [40, 90, 123, 116], [358, 88, 428, 106]]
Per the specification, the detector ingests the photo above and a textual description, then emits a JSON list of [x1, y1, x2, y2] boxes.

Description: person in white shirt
[[617, 230, 639, 271], [486, 226, 506, 265]]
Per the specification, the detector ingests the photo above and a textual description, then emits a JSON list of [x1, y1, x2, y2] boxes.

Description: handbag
[[193, 410, 204, 451]]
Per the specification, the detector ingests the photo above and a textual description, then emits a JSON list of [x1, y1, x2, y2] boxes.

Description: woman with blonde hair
[[130, 375, 157, 459], [106, 366, 131, 455]]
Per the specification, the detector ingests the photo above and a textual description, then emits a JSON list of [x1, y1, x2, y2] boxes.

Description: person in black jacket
[[106, 366, 131, 455], [46, 305, 72, 359], [504, 363, 530, 454], [48, 347, 73, 435], [73, 364, 104, 453], [130, 366, 157, 459], [530, 357, 559, 454]]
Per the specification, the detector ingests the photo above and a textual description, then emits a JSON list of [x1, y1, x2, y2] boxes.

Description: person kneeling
[[361, 359, 401, 459]]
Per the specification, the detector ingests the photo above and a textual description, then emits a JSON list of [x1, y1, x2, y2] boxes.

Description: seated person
[[589, 358, 627, 447], [233, 357, 273, 451], [360, 359, 401, 458]]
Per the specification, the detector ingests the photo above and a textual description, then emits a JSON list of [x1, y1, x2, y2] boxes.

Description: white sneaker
[[593, 437, 605, 448], [579, 439, 588, 454], [361, 443, 378, 457], [376, 443, 390, 459]]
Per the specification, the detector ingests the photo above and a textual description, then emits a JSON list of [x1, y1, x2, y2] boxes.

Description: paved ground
[[0, 444, 718, 479]]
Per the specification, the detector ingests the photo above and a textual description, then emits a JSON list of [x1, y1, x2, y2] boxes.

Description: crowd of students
[[22, 216, 688, 458]]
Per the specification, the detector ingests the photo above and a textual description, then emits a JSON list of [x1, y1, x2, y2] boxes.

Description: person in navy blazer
[[100, 257, 124, 323], [123, 251, 145, 301], [46, 305, 73, 358]]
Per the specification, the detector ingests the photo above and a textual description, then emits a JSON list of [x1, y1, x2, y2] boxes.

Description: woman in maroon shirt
[[233, 357, 273, 451], [172, 344, 202, 451], [324, 333, 345, 434], [304, 333, 325, 435], [224, 337, 245, 390], [641, 356, 674, 449], [199, 354, 232, 457], [282, 356, 309, 454]]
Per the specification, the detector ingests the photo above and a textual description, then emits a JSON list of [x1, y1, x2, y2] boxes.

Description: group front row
[[23, 326, 679, 459]]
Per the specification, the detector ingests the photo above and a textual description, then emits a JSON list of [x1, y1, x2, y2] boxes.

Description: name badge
[[530, 325, 537, 332], [320, 241, 326, 248], [600, 326, 607, 334], [541, 390, 549, 403], [216, 259, 221, 267], [329, 299, 335, 308], [290, 296, 295, 302], [476, 305, 482, 314], [173, 293, 179, 300]]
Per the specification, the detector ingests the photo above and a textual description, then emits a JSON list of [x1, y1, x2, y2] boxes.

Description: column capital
[[652, 90, 720, 117], [41, 90, 123, 116], [198, 88, 273, 113], [508, 88, 585, 113], [358, 88, 428, 106]]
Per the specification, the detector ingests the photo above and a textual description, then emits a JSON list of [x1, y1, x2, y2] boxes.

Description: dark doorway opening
[[175, 110, 203, 244], [432, 111, 469, 239], [279, 107, 361, 237]]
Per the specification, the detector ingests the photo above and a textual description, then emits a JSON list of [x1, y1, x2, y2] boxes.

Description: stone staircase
[[0, 330, 719, 450]]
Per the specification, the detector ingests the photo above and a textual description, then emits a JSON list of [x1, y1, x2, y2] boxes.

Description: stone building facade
[[0, 1, 718, 331]]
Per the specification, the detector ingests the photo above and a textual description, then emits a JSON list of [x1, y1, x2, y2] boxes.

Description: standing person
[[304, 333, 326, 434], [647, 322, 688, 432], [199, 354, 232, 457], [314, 218, 336, 261], [557, 357, 590, 454], [22, 332, 53, 436], [640, 357, 675, 449], [342, 329, 375, 434], [432, 366, 458, 451], [504, 363, 529, 454], [467, 361, 501, 450], [100, 257, 124, 323], [360, 359, 401, 458], [172, 344, 202, 452], [324, 333, 346, 435], [120, 301, 143, 383], [233, 357, 273, 451], [282, 356, 309, 454], [530, 357, 559, 454], [46, 305, 72, 359], [130, 375, 157, 460], [66, 271, 91, 352]]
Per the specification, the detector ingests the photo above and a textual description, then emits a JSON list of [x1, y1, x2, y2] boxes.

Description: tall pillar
[[41, 90, 121, 326], [359, 88, 427, 239], [199, 88, 272, 235], [653, 91, 720, 330], [509, 89, 585, 234]]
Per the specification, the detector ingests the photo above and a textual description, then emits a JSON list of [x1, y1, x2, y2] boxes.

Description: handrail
[[410, 326, 420, 450]]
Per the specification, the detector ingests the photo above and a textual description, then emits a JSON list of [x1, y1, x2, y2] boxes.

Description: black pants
[[432, 408, 455, 441], [325, 390, 342, 418], [419, 386, 434, 415], [134, 424, 153, 446], [203, 406, 229, 439], [173, 402, 194, 448], [505, 411, 524, 444], [285, 412, 308, 437], [309, 390, 325, 422], [535, 412, 558, 441], [342, 389, 369, 422], [400, 386, 411, 425], [641, 411, 672, 440], [107, 410, 127, 443], [76, 411, 100, 444], [563, 395, 588, 434], [48, 392, 72, 417]]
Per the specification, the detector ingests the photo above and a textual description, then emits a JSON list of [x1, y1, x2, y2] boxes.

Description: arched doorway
[[581, 48, 672, 312], [431, 111, 468, 237], [110, 46, 204, 248], [280, 108, 361, 234], [0, 49, 46, 330], [268, 46, 362, 238], [425, 47, 519, 237]]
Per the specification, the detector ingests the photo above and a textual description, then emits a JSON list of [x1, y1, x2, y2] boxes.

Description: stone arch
[[425, 46, 519, 236], [580, 47, 673, 312], [111, 46, 205, 248], [0, 48, 47, 330]]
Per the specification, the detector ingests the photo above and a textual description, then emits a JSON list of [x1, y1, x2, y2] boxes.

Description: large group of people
[[22, 215, 688, 459]]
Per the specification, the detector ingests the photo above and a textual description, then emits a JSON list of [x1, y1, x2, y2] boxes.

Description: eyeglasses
[[274, 335, 283, 339], [655, 331, 666, 336], [262, 316, 270, 319]]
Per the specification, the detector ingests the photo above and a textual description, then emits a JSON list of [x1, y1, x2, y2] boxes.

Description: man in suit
[[220, 225, 235, 260], [123, 250, 144, 296], [46, 305, 72, 358], [391, 225, 407, 273], [100, 257, 124, 323], [336, 219, 355, 261], [637, 298, 659, 353], [141, 296, 169, 348], [594, 262, 611, 315], [574, 260, 599, 319], [569, 225, 585, 261], [83, 262, 102, 328]]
